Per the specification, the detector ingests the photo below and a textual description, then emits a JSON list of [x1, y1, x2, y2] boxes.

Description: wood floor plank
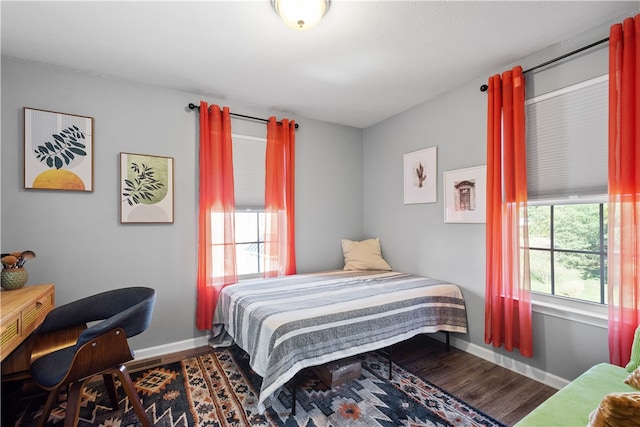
[[392, 335, 557, 425]]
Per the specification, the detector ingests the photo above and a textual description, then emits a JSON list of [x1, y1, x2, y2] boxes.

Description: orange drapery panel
[[485, 66, 533, 357], [264, 117, 296, 277], [196, 102, 237, 330], [608, 14, 640, 367]]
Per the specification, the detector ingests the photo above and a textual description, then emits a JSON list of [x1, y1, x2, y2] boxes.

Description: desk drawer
[[0, 314, 21, 355], [1, 284, 55, 363], [22, 292, 54, 336]]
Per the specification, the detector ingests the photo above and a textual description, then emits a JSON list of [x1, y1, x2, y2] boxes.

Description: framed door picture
[[403, 146, 437, 204], [24, 107, 94, 191], [120, 152, 174, 224], [443, 165, 486, 223]]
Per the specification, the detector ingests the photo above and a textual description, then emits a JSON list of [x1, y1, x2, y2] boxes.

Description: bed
[[211, 269, 468, 413]]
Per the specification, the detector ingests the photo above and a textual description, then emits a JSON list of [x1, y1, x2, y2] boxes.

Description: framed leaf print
[[24, 107, 94, 191], [120, 152, 174, 224]]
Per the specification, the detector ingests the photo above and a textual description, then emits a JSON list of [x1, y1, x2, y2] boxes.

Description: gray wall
[[1, 56, 363, 351], [362, 19, 619, 383], [2, 10, 635, 383]]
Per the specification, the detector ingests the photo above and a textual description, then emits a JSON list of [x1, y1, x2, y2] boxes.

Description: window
[[232, 133, 267, 278], [235, 210, 265, 277], [525, 74, 608, 305], [528, 202, 607, 304]]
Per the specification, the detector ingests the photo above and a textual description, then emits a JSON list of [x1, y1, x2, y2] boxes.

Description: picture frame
[[403, 146, 437, 204], [24, 107, 94, 191], [443, 165, 487, 223], [120, 152, 174, 224]]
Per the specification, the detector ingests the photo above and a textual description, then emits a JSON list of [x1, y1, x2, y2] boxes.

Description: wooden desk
[[1, 284, 55, 363]]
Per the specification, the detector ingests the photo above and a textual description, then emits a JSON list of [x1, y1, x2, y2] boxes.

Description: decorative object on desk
[[120, 152, 174, 224], [443, 165, 487, 223], [24, 107, 94, 192], [404, 146, 437, 204], [14, 346, 506, 427], [1, 250, 36, 290]]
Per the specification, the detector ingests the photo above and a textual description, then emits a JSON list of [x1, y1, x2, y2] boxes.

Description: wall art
[[443, 165, 486, 223], [24, 107, 94, 191], [120, 152, 174, 224], [403, 146, 437, 204]]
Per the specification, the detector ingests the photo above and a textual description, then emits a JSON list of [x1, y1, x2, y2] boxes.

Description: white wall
[[1, 56, 364, 351]]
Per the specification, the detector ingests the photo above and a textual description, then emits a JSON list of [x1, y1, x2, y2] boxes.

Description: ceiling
[[2, 1, 639, 129]]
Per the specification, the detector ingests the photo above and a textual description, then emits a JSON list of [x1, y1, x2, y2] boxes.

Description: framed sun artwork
[[24, 107, 94, 191]]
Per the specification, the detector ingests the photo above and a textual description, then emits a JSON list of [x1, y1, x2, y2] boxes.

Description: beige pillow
[[342, 238, 392, 271], [588, 392, 640, 427], [625, 368, 640, 390]]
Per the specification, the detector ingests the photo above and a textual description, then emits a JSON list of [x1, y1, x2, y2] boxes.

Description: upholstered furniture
[[29, 287, 156, 427], [514, 363, 636, 426], [212, 269, 467, 413], [516, 324, 640, 427]]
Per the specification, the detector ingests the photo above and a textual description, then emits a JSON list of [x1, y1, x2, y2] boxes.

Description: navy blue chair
[[29, 287, 156, 427]]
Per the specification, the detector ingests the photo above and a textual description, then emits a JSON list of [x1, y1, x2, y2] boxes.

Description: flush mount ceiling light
[[271, 0, 330, 31]]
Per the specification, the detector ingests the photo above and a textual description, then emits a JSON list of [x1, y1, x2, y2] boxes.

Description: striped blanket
[[210, 270, 468, 413]]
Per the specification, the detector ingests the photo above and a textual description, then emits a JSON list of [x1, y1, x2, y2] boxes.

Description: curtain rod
[[479, 36, 610, 92], [187, 103, 299, 129]]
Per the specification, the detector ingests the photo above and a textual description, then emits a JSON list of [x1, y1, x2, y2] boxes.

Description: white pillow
[[342, 238, 392, 271]]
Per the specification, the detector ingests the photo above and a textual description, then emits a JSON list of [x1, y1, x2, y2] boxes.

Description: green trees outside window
[[528, 203, 607, 304]]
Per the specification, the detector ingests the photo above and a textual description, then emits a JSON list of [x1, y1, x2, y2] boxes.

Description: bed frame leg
[[290, 374, 297, 416], [388, 345, 393, 380], [445, 331, 450, 351]]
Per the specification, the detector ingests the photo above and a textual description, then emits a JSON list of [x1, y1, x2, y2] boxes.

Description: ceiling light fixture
[[271, 0, 330, 31]]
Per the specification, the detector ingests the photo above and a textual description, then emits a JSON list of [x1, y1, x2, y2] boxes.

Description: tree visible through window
[[528, 203, 607, 304]]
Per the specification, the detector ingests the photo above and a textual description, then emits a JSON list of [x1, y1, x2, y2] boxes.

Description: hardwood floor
[[390, 335, 557, 426], [134, 334, 557, 426]]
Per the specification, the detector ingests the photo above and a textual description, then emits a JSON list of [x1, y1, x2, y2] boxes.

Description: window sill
[[238, 273, 263, 282], [531, 292, 608, 329]]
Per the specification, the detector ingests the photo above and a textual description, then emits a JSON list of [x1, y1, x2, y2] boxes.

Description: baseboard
[[443, 333, 570, 390], [132, 332, 570, 390], [132, 335, 210, 361]]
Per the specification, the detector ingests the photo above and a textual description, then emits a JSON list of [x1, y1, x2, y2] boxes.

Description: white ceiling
[[2, 1, 639, 128]]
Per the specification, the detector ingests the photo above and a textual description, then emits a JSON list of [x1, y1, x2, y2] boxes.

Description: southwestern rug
[[15, 346, 507, 427]]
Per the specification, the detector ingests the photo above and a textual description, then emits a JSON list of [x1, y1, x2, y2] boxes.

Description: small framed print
[[120, 152, 174, 224], [24, 107, 94, 191], [443, 165, 486, 223], [403, 146, 437, 204]]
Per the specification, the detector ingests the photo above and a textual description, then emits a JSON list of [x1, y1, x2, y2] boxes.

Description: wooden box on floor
[[311, 357, 361, 388]]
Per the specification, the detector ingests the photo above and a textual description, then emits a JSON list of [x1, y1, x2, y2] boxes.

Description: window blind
[[525, 75, 608, 200], [232, 134, 266, 209]]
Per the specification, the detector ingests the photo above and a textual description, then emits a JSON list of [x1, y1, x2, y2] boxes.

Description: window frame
[[234, 208, 265, 280], [527, 196, 609, 328]]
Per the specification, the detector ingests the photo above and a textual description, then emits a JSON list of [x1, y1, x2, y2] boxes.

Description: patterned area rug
[[16, 346, 507, 426]]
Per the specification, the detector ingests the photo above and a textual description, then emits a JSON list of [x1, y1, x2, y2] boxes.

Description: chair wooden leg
[[102, 373, 120, 410], [113, 364, 150, 427], [64, 379, 90, 427], [36, 386, 62, 427]]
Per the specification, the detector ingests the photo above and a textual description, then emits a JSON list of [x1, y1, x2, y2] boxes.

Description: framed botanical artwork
[[403, 146, 437, 204], [443, 165, 487, 223], [120, 152, 174, 224], [24, 107, 94, 191]]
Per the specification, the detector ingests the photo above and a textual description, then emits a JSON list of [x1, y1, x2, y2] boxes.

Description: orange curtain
[[485, 66, 533, 357], [264, 117, 296, 277], [608, 14, 640, 366], [196, 102, 237, 330]]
